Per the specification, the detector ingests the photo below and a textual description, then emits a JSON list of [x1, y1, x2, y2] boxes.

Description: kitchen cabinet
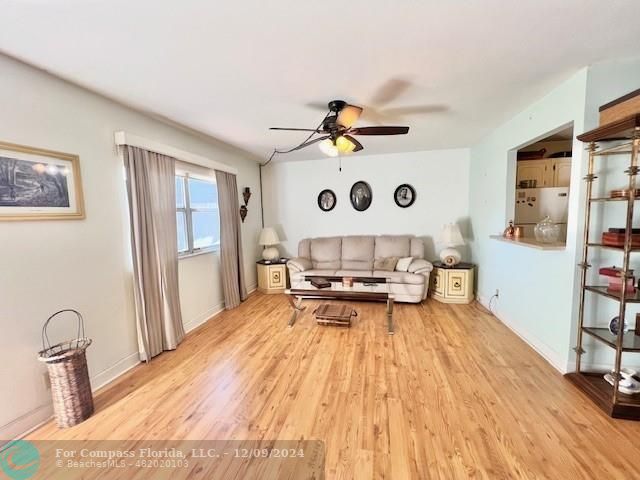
[[516, 158, 571, 188]]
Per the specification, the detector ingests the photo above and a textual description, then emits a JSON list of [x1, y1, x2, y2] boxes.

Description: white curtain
[[215, 170, 247, 309], [123, 146, 184, 361]]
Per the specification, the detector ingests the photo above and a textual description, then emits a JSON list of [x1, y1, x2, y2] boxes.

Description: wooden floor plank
[[27, 293, 640, 478]]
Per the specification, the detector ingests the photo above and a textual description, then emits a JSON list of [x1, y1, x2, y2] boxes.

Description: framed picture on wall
[[394, 184, 416, 208], [0, 141, 85, 220], [317, 189, 336, 212], [350, 181, 372, 211]]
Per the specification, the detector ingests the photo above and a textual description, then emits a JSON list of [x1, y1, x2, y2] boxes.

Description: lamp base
[[262, 246, 280, 261], [439, 248, 462, 266]]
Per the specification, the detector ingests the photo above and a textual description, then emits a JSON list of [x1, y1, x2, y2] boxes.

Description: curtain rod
[[114, 131, 238, 175]]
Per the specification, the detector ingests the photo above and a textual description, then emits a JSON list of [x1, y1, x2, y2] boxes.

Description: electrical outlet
[[42, 372, 51, 390]]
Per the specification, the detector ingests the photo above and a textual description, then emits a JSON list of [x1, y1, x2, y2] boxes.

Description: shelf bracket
[[573, 346, 586, 355], [577, 262, 592, 269], [583, 173, 598, 182], [625, 166, 640, 176]]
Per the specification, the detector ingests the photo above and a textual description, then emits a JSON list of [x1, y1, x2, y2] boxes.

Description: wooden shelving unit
[[566, 114, 640, 419]]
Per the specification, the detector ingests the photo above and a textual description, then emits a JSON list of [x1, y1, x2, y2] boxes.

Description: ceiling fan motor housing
[[327, 100, 347, 112]]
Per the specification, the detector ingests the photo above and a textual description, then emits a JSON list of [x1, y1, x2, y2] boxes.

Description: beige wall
[[0, 54, 262, 438]]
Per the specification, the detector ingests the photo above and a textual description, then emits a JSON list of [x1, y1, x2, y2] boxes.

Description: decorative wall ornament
[[240, 187, 251, 223], [317, 189, 336, 212], [0, 141, 85, 220], [242, 187, 252, 206], [394, 184, 416, 208], [350, 181, 372, 212]]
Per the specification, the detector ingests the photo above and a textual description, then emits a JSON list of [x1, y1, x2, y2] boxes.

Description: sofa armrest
[[287, 257, 312, 273], [408, 259, 433, 274]]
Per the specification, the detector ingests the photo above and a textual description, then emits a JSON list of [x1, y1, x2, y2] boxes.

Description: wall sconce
[[240, 187, 251, 223]]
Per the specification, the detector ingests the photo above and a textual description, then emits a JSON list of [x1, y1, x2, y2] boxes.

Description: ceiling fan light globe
[[335, 135, 356, 154], [336, 105, 363, 128], [319, 138, 339, 157]]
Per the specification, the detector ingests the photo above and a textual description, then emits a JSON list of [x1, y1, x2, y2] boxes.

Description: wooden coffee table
[[285, 275, 395, 334]]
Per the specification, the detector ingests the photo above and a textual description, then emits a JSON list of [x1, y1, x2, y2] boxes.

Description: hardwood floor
[[28, 293, 640, 479]]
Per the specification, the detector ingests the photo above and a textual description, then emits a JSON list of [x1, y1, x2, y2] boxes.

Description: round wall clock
[[350, 181, 372, 211], [394, 184, 416, 208], [317, 189, 337, 211]]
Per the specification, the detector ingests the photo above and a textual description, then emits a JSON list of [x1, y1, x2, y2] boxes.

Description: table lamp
[[439, 223, 465, 266], [259, 227, 280, 261]]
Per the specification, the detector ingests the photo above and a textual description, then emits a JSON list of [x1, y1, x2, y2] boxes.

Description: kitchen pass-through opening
[[513, 124, 574, 244]]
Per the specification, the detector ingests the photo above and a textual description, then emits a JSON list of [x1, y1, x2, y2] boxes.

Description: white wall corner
[[477, 295, 569, 374]]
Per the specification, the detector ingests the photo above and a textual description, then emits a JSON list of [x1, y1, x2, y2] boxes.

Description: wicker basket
[[38, 309, 94, 428]]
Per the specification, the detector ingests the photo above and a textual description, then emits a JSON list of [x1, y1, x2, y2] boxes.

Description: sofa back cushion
[[310, 237, 342, 269], [298, 238, 312, 259], [298, 235, 424, 270], [341, 236, 374, 270], [374, 235, 411, 259], [410, 238, 425, 259]]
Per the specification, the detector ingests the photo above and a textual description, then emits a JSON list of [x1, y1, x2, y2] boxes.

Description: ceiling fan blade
[[349, 126, 409, 136], [270, 127, 322, 132], [305, 101, 330, 111], [370, 78, 412, 106], [282, 135, 330, 153], [343, 135, 363, 152], [382, 105, 449, 116]]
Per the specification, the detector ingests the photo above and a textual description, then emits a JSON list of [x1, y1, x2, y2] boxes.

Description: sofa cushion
[[298, 238, 312, 259], [395, 256, 413, 272], [310, 237, 342, 269], [341, 236, 374, 270], [410, 238, 425, 259], [375, 235, 411, 259], [373, 270, 426, 285], [373, 257, 399, 271]]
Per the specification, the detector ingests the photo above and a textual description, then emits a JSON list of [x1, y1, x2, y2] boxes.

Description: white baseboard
[[91, 352, 141, 391], [477, 295, 568, 374], [1, 351, 142, 442], [0, 403, 53, 442], [3, 287, 261, 441], [183, 301, 226, 333]]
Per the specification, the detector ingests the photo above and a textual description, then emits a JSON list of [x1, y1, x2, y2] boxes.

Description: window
[[176, 174, 220, 255]]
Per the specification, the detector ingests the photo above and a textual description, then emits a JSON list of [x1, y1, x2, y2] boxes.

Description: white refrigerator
[[514, 187, 569, 240]]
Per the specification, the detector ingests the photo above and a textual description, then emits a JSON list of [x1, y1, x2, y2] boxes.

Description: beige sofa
[[287, 235, 433, 303]]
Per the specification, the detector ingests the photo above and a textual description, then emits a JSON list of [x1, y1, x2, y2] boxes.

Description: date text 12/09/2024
[[54, 447, 306, 460]]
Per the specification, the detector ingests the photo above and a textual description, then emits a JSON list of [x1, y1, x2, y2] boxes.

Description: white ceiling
[[1, 0, 639, 162]]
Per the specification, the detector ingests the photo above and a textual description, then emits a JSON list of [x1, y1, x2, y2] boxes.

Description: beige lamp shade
[[258, 227, 280, 246], [439, 223, 465, 247]]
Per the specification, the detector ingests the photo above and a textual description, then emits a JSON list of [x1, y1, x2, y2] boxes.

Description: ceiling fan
[[269, 100, 409, 157]]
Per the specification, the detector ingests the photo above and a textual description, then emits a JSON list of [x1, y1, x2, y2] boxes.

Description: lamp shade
[[439, 223, 465, 247], [258, 227, 280, 246]]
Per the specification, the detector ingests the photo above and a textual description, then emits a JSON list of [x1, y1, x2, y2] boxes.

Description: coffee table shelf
[[285, 275, 395, 334]]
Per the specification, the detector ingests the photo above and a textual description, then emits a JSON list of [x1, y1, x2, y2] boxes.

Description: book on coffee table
[[310, 277, 331, 289]]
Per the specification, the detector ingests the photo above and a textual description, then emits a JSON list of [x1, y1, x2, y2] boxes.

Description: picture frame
[[394, 184, 416, 208], [350, 181, 372, 212], [317, 189, 336, 212], [0, 141, 85, 220]]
